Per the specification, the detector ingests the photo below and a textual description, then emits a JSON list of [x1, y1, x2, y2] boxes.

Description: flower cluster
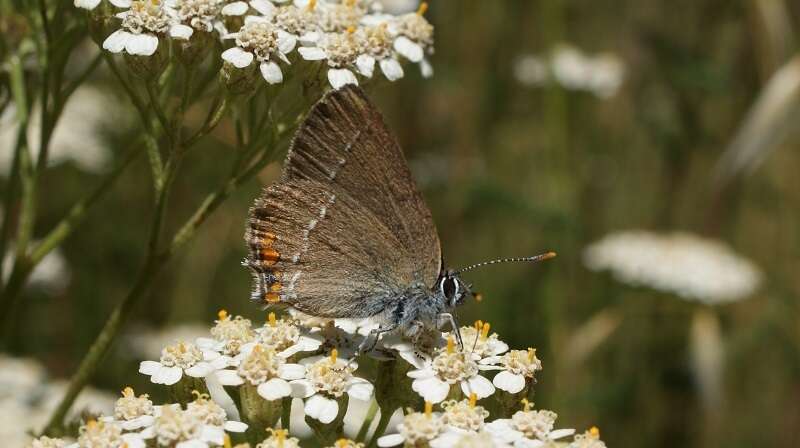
[[35, 311, 607, 446], [583, 230, 762, 304], [81, 0, 435, 89]]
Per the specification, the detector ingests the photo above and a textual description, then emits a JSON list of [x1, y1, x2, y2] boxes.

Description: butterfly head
[[438, 270, 473, 308]]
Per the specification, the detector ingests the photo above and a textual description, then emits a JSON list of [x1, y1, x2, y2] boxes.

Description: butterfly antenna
[[454, 252, 557, 274]]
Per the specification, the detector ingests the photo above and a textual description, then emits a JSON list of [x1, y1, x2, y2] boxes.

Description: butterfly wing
[[245, 87, 441, 317]]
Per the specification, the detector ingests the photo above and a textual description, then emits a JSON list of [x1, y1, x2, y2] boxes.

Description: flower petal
[[170, 24, 194, 40], [214, 369, 244, 386], [74, 0, 102, 10], [250, 0, 275, 16], [379, 58, 404, 81], [406, 367, 435, 379], [139, 360, 161, 376], [493, 370, 526, 394], [304, 394, 339, 424], [328, 68, 358, 89], [278, 363, 306, 380], [224, 420, 249, 433], [221, 1, 248, 16], [221, 47, 254, 68], [298, 46, 327, 61], [102, 30, 130, 54], [347, 378, 374, 401], [258, 378, 292, 400], [200, 425, 225, 444], [121, 433, 146, 448], [277, 30, 297, 54], [185, 362, 214, 378], [260, 61, 283, 84], [154, 366, 183, 385], [394, 36, 423, 62], [289, 379, 315, 398], [461, 375, 495, 399], [420, 58, 434, 78], [356, 54, 375, 78], [549, 428, 576, 440], [377, 434, 405, 447], [110, 0, 132, 6], [412, 377, 450, 403], [125, 33, 159, 56]]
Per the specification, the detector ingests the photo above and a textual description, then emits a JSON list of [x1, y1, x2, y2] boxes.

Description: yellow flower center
[[417, 2, 428, 15]]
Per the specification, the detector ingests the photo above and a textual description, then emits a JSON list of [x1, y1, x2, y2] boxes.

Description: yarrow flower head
[[27, 437, 68, 448], [233, 343, 306, 400], [486, 399, 575, 447], [455, 320, 509, 360], [584, 230, 762, 304], [408, 336, 496, 403], [221, 15, 297, 84], [164, 0, 225, 39], [290, 349, 374, 423], [480, 348, 542, 394], [256, 312, 323, 357], [255, 428, 302, 448], [186, 391, 249, 433], [68, 419, 145, 448], [315, 0, 366, 32], [569, 427, 607, 448], [299, 27, 366, 89], [104, 387, 155, 430], [388, 2, 433, 76], [139, 339, 226, 385], [377, 402, 447, 448], [198, 309, 257, 357], [103, 0, 183, 56], [325, 439, 364, 448]]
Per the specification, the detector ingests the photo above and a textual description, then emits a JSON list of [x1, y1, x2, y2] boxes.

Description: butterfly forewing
[[246, 87, 442, 316]]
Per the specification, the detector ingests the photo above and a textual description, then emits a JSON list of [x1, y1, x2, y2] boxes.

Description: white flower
[[486, 401, 574, 447], [74, 0, 131, 11], [289, 349, 374, 424], [140, 404, 226, 447], [315, 0, 366, 33], [376, 403, 446, 448], [407, 336, 495, 404], [371, 0, 419, 15], [221, 16, 295, 84], [298, 29, 362, 89], [256, 428, 303, 448], [221, 0, 275, 18], [196, 310, 256, 357], [551, 45, 624, 98], [583, 230, 762, 304], [513, 55, 548, 86], [233, 343, 306, 400], [388, 3, 433, 77], [453, 321, 509, 360], [449, 431, 512, 448], [164, 0, 225, 39], [103, 0, 186, 56], [256, 312, 323, 357], [355, 23, 404, 81], [184, 393, 249, 434], [568, 427, 606, 448], [270, 2, 321, 45], [66, 419, 145, 448], [479, 348, 541, 394], [102, 387, 155, 431], [139, 340, 228, 385]]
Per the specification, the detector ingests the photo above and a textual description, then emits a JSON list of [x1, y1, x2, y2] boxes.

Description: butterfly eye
[[440, 276, 459, 303]]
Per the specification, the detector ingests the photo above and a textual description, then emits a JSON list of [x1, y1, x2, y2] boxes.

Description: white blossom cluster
[[76, 0, 435, 89], [584, 230, 762, 304], [30, 310, 608, 447]]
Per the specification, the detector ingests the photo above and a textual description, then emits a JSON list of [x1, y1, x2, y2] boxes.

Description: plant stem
[[355, 400, 379, 443], [366, 406, 394, 448]]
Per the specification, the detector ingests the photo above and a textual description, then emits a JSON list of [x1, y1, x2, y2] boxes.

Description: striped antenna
[[454, 252, 557, 274]]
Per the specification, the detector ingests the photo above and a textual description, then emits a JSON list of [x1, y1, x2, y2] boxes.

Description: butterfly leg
[[354, 324, 398, 358], [437, 312, 463, 350]]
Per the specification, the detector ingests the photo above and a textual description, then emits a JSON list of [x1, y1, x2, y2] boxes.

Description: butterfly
[[244, 86, 553, 351]]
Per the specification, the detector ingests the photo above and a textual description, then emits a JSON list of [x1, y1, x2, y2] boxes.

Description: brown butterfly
[[244, 86, 553, 351]]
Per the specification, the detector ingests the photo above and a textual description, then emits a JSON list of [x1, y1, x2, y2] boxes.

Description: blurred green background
[[6, 1, 800, 446]]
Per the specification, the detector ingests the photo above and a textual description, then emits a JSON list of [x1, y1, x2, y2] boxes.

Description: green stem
[[355, 400, 379, 443], [366, 406, 394, 448], [146, 81, 173, 142]]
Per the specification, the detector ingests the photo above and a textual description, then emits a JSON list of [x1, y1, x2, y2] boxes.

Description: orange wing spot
[[260, 247, 280, 265], [269, 282, 282, 293], [265, 292, 281, 303], [262, 232, 277, 245]]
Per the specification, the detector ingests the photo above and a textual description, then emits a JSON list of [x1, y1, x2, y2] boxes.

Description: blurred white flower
[[408, 336, 495, 404], [371, 0, 418, 15], [388, 4, 433, 77], [377, 402, 445, 448], [0, 86, 127, 175], [66, 419, 145, 448], [299, 29, 365, 89], [514, 44, 625, 98], [289, 349, 374, 424], [164, 0, 226, 38], [139, 404, 226, 447], [583, 230, 762, 304], [26, 436, 69, 448]]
